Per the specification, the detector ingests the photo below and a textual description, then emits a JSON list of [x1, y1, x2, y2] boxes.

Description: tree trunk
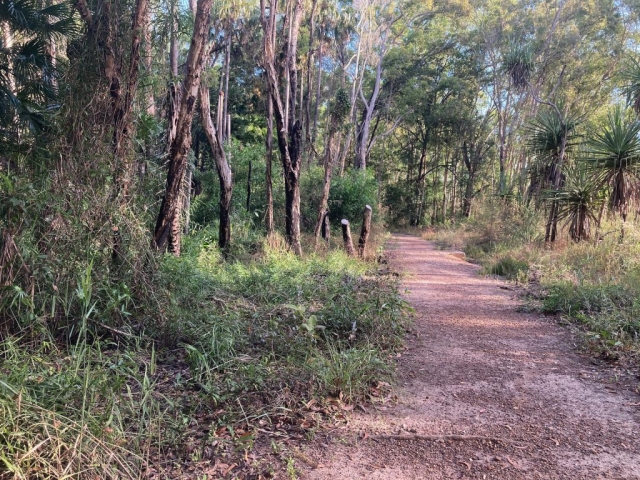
[[200, 83, 233, 250], [311, 25, 323, 149], [246, 160, 252, 211], [354, 35, 386, 170], [143, 8, 155, 115], [303, 0, 318, 162], [314, 127, 336, 242], [341, 219, 355, 257], [260, 0, 304, 255], [462, 141, 474, 218], [265, 95, 274, 234], [183, 165, 193, 235], [154, 0, 213, 254], [223, 38, 231, 141], [357, 205, 372, 258], [321, 213, 330, 243]]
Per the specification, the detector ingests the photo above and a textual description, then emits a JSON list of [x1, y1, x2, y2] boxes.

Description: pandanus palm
[[544, 165, 601, 242], [525, 107, 581, 241], [526, 108, 581, 193], [503, 43, 534, 90], [0, 0, 75, 150], [583, 106, 640, 228]]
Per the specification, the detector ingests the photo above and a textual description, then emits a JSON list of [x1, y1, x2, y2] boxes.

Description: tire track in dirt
[[300, 234, 640, 479]]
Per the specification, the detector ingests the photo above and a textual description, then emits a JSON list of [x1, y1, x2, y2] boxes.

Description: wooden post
[[341, 219, 355, 256], [358, 205, 372, 258]]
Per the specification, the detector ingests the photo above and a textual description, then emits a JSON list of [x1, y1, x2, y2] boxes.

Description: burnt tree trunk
[[154, 0, 213, 254], [246, 161, 252, 211], [200, 83, 233, 250], [321, 213, 330, 243], [357, 205, 372, 258], [341, 219, 355, 257]]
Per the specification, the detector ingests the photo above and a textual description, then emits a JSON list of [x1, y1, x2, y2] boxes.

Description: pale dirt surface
[[298, 234, 640, 480]]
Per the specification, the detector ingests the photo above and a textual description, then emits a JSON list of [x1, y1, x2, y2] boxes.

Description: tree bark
[[200, 83, 233, 250], [314, 124, 336, 243], [357, 205, 372, 258], [341, 219, 355, 257], [303, 0, 318, 162], [154, 0, 213, 254], [462, 141, 474, 218], [246, 160, 252, 211], [321, 212, 330, 243], [183, 165, 193, 235], [265, 94, 274, 234], [354, 34, 387, 170]]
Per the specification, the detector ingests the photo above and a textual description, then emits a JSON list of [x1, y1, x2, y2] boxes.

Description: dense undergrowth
[[428, 199, 640, 370], [0, 228, 409, 479]]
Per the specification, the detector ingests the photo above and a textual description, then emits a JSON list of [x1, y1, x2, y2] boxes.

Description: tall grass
[[1, 227, 409, 478]]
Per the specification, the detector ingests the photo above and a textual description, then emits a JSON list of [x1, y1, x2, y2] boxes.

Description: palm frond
[[581, 106, 640, 218], [543, 164, 601, 241], [503, 42, 534, 90], [620, 57, 640, 115]]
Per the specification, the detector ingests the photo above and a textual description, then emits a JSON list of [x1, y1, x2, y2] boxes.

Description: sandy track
[[300, 234, 640, 479]]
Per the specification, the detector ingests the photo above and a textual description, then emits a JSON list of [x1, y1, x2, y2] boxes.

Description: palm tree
[[583, 106, 640, 232], [0, 0, 75, 151], [525, 107, 581, 241], [503, 43, 534, 90], [544, 165, 601, 242]]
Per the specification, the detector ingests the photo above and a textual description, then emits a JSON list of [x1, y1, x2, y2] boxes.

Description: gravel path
[[300, 234, 640, 479]]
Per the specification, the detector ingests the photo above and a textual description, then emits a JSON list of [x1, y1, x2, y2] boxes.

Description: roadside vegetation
[[1, 226, 409, 479]]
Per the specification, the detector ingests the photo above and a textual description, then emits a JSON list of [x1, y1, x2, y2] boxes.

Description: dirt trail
[[300, 234, 640, 479]]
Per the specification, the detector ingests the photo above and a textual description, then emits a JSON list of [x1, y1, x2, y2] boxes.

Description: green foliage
[[0, 0, 76, 150], [300, 167, 377, 230], [485, 256, 529, 280], [583, 106, 640, 217], [157, 229, 409, 402], [328, 169, 378, 224], [543, 165, 602, 242], [329, 88, 350, 132], [503, 42, 534, 90], [620, 57, 640, 114], [191, 141, 285, 232]]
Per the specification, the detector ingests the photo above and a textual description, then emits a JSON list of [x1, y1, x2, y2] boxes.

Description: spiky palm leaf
[[544, 165, 601, 242], [0, 0, 76, 151], [582, 106, 640, 220], [620, 57, 640, 115], [503, 43, 534, 90], [525, 108, 581, 201]]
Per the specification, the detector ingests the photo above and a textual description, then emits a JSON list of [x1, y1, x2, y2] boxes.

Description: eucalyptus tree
[[260, 0, 305, 255], [75, 0, 151, 195], [314, 88, 350, 243], [154, 0, 214, 254]]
